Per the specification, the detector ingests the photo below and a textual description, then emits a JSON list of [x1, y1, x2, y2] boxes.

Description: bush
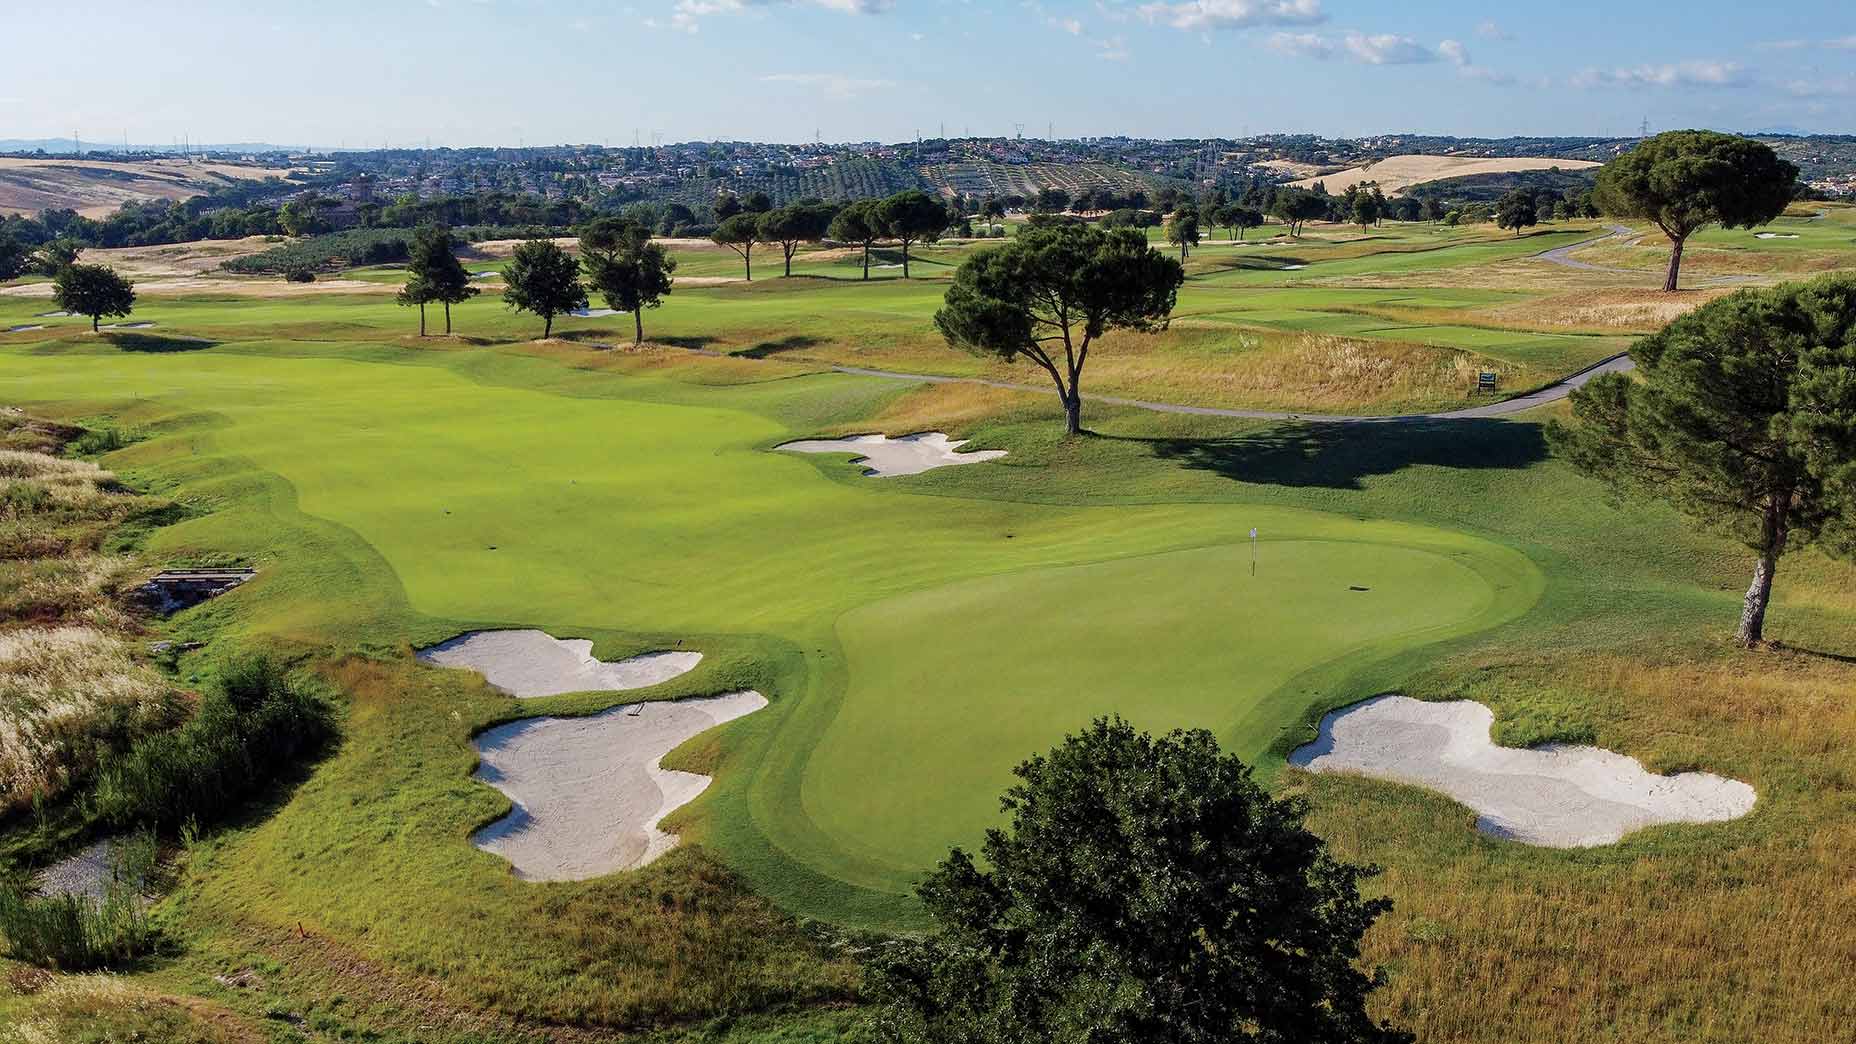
[[93, 655, 335, 831], [282, 265, 316, 283], [0, 833, 159, 969], [65, 425, 132, 457]]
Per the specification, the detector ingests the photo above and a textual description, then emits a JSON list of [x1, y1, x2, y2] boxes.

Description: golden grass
[[1286, 155, 1601, 195], [1478, 288, 1733, 331], [0, 626, 187, 813], [848, 381, 1050, 435], [1295, 647, 1856, 1044], [1571, 237, 1855, 279], [0, 972, 265, 1044]]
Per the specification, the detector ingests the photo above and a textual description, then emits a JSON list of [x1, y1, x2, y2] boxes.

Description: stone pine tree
[[935, 223, 1183, 436], [866, 717, 1410, 1044], [1165, 204, 1200, 259], [501, 239, 586, 339], [828, 199, 885, 280], [396, 268, 434, 336], [712, 213, 763, 281], [1594, 130, 1797, 292], [580, 217, 676, 345], [52, 263, 135, 332], [759, 202, 836, 278], [876, 190, 948, 279], [1549, 275, 1856, 645]]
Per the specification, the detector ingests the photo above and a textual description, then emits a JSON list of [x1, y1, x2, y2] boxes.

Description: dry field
[[0, 158, 297, 218], [1288, 154, 1602, 195]]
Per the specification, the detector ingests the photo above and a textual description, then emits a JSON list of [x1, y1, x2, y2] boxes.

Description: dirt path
[[1533, 224, 1638, 273]]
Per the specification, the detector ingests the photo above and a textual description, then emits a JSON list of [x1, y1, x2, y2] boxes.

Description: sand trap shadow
[[418, 629, 702, 698], [1290, 695, 1755, 847], [777, 432, 1006, 478], [471, 690, 768, 880]]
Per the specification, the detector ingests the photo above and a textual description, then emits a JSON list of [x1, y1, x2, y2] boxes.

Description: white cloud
[[1059, 17, 1083, 34], [759, 72, 896, 98], [1139, 0, 1323, 32], [1475, 20, 1508, 40], [1438, 39, 1468, 66], [1096, 35, 1131, 61], [1343, 32, 1440, 65], [1572, 61, 1750, 89], [1266, 31, 1332, 59], [668, 0, 893, 30]]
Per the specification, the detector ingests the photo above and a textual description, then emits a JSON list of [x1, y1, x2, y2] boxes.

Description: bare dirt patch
[[0, 158, 297, 218], [1288, 155, 1601, 196]]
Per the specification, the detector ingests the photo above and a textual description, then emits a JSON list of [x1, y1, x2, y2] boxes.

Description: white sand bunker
[[1755, 233, 1799, 239], [569, 307, 617, 318], [1290, 695, 1755, 847], [4, 324, 45, 333], [418, 629, 701, 698], [471, 690, 767, 880], [778, 432, 1006, 478]]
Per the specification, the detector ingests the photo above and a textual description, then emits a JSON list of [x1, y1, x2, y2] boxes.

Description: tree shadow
[[736, 335, 822, 359], [1135, 418, 1549, 490], [107, 333, 218, 353], [655, 335, 720, 351]]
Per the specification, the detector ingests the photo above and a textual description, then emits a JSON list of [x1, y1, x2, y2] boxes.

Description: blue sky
[[6, 0, 1854, 147]]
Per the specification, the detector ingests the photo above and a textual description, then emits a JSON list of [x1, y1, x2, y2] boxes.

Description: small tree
[[866, 717, 1408, 1044], [759, 202, 836, 277], [1494, 189, 1538, 236], [501, 239, 586, 339], [1548, 275, 1856, 645], [1350, 189, 1383, 233], [1164, 205, 1199, 260], [828, 199, 884, 281], [877, 191, 948, 279], [0, 233, 30, 280], [403, 225, 477, 336], [712, 213, 763, 281], [712, 193, 744, 222], [1594, 130, 1797, 292], [1271, 189, 1327, 237], [1231, 205, 1264, 241], [935, 223, 1182, 435], [741, 190, 773, 214], [33, 238, 80, 277], [53, 264, 135, 332], [580, 217, 677, 345]]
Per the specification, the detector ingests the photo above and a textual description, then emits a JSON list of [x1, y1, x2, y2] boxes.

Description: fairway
[[0, 342, 1539, 922]]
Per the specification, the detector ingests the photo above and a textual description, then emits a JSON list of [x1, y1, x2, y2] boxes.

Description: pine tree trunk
[[419, 303, 426, 337], [1737, 500, 1790, 646], [1064, 393, 1082, 436], [633, 309, 643, 346], [862, 244, 870, 280], [902, 243, 910, 279], [92, 315, 99, 332], [444, 300, 452, 335], [1663, 236, 1686, 293], [543, 314, 552, 339]]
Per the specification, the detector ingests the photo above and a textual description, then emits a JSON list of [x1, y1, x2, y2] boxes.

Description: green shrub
[[93, 655, 336, 831], [65, 425, 132, 457], [0, 833, 159, 969]]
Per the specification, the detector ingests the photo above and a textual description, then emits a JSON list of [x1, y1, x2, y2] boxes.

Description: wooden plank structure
[[136, 568, 257, 615]]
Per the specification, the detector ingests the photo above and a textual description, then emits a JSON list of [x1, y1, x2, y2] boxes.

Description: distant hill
[[0, 157, 300, 217], [1403, 168, 1599, 204], [1288, 155, 1602, 196]]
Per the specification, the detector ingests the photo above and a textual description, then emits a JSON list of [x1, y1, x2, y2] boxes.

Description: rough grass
[[0, 627, 186, 814], [0, 972, 268, 1044], [1298, 648, 1856, 1044]]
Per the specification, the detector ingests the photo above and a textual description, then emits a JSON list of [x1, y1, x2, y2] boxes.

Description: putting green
[[0, 343, 1542, 922]]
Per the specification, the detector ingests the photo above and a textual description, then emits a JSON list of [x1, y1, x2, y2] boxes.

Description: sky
[[4, 0, 1854, 148]]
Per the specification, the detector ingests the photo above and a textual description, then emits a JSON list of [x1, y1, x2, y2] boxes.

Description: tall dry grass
[[1297, 650, 1856, 1043], [0, 626, 186, 814]]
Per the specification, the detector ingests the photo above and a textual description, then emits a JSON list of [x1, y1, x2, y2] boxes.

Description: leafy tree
[[1228, 205, 1263, 241], [876, 190, 948, 279], [1164, 205, 1200, 260], [52, 263, 135, 332], [1270, 189, 1327, 237], [278, 196, 331, 237], [934, 223, 1182, 435], [982, 197, 1006, 227], [1349, 188, 1383, 233], [1548, 275, 1856, 645], [1034, 187, 1071, 213], [501, 239, 586, 338], [33, 238, 80, 276], [759, 202, 836, 277], [712, 193, 744, 222], [0, 233, 29, 280], [402, 225, 477, 336], [580, 216, 677, 345], [1494, 189, 1539, 236], [741, 190, 774, 214], [829, 199, 885, 280], [1594, 130, 1797, 291], [656, 202, 698, 237], [712, 213, 764, 281], [866, 717, 1408, 1044]]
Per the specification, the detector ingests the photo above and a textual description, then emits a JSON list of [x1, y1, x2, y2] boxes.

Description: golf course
[[2, 204, 1853, 1043]]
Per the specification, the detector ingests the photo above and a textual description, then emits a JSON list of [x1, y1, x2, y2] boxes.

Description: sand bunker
[[1290, 695, 1755, 847], [104, 321, 155, 329], [471, 690, 768, 880], [4, 324, 45, 333], [34, 310, 71, 318], [778, 432, 1006, 478], [569, 307, 618, 318], [418, 629, 702, 698], [1754, 233, 1800, 240]]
